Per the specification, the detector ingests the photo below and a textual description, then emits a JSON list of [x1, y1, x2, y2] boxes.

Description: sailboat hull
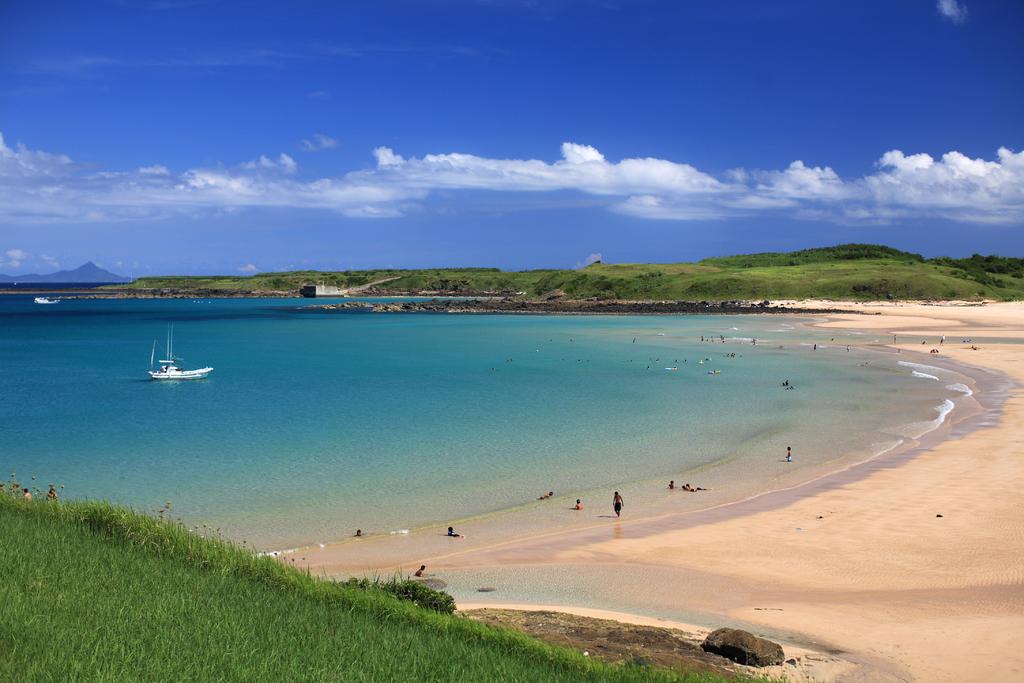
[[148, 367, 213, 380]]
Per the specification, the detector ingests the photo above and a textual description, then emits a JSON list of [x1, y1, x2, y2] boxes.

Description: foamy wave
[[912, 370, 940, 381], [890, 399, 956, 440], [934, 399, 955, 426], [898, 360, 944, 373], [946, 382, 973, 397]]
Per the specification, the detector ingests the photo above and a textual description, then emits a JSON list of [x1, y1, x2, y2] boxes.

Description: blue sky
[[1, 0, 1022, 275]]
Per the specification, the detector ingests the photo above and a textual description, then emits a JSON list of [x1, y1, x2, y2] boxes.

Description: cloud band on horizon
[[1, 133, 1021, 226]]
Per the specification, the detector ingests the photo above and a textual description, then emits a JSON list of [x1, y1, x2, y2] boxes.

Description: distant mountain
[[0, 261, 130, 283]]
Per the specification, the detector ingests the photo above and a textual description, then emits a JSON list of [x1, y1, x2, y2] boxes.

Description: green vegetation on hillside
[[0, 493, 736, 682], [113, 244, 1024, 301]]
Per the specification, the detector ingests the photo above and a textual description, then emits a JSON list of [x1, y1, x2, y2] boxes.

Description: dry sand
[[296, 302, 1024, 682]]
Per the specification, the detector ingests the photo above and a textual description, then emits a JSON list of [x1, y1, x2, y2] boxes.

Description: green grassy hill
[[0, 494, 735, 682], [114, 244, 1024, 301]]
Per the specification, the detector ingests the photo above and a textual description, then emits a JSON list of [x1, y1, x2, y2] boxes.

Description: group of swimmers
[[668, 481, 707, 492]]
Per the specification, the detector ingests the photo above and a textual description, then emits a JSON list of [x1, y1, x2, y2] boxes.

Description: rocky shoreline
[[307, 297, 853, 315]]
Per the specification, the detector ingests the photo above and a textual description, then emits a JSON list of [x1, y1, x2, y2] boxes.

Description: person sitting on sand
[[668, 480, 676, 490], [574, 499, 583, 510], [414, 565, 426, 577], [354, 529, 362, 537], [446, 526, 462, 538], [682, 483, 694, 492]]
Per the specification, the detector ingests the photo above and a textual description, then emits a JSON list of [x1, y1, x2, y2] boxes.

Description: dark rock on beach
[[462, 609, 741, 677], [700, 627, 785, 667]]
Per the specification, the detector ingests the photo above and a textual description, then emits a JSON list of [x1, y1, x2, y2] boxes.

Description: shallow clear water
[[0, 296, 966, 547]]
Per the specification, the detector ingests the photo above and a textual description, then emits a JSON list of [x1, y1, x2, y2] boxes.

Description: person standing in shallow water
[[786, 446, 793, 463], [613, 491, 623, 517]]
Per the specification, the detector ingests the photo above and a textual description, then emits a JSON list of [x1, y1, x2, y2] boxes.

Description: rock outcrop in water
[[308, 298, 849, 315]]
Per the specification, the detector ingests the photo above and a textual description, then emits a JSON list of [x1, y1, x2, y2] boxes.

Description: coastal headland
[[40, 244, 1024, 302], [292, 301, 1024, 682]]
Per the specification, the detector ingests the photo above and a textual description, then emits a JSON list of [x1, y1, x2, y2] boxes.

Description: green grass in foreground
[[114, 244, 1024, 301], [0, 495, 740, 682]]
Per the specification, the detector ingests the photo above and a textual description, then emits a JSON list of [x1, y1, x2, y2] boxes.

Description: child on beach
[[414, 565, 426, 577], [668, 480, 675, 490], [786, 446, 793, 463], [447, 526, 463, 538], [574, 499, 583, 510]]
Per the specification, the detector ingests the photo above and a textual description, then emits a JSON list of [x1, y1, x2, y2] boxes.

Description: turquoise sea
[[0, 295, 969, 548]]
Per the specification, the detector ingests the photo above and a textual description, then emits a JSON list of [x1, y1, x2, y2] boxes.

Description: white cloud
[[241, 153, 297, 174], [41, 253, 60, 268], [237, 263, 259, 273], [575, 251, 603, 269], [2, 248, 29, 268], [0, 131, 1021, 226], [937, 0, 967, 23], [300, 134, 338, 152]]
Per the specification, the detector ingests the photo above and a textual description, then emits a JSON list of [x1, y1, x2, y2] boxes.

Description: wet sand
[[293, 302, 1024, 682]]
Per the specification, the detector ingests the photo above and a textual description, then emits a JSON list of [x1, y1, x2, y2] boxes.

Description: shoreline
[[292, 303, 1024, 683], [282, 321, 994, 560]]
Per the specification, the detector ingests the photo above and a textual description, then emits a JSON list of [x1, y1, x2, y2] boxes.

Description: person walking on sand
[[613, 491, 623, 517], [786, 446, 793, 463]]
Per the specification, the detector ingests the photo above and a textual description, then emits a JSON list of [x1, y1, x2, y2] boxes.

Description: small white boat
[[148, 325, 213, 380], [34, 296, 59, 304]]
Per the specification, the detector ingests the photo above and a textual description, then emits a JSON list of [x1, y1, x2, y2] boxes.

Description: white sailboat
[[148, 325, 213, 380], [34, 296, 59, 304]]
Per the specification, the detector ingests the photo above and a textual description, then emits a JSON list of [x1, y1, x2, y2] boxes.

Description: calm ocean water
[[0, 295, 967, 547]]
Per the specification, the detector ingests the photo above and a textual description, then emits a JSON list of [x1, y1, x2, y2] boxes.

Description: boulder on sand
[[701, 628, 784, 667]]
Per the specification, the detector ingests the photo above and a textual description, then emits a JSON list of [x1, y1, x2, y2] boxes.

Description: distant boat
[[34, 296, 59, 304], [148, 325, 213, 380]]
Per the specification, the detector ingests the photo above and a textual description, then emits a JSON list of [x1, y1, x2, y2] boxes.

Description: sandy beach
[[294, 302, 1024, 682]]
